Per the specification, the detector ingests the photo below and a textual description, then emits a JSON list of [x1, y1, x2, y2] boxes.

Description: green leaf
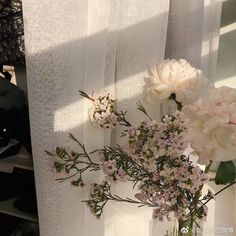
[[54, 162, 64, 173], [56, 147, 68, 159], [215, 161, 236, 185]]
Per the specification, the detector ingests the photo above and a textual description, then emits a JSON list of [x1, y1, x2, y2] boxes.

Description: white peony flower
[[183, 86, 236, 164], [144, 59, 208, 107]]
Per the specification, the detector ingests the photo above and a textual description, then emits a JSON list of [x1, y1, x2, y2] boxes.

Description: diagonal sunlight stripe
[[220, 22, 236, 35], [215, 76, 236, 88], [53, 76, 143, 132]]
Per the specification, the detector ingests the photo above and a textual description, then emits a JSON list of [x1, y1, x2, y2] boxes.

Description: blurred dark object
[[0, 109, 21, 147], [0, 75, 32, 157], [0, 168, 30, 201], [10, 221, 39, 236], [0, 0, 25, 66], [0, 64, 12, 81], [21, 106, 32, 154], [13, 174, 38, 215], [0, 138, 21, 159], [0, 213, 21, 236], [0, 77, 25, 110], [0, 107, 32, 158], [0, 169, 37, 216]]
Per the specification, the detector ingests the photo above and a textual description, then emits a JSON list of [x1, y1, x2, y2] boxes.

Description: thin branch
[[137, 101, 152, 121], [115, 110, 132, 127], [56, 172, 80, 183], [193, 219, 202, 230], [204, 160, 213, 173], [203, 181, 236, 206], [69, 133, 93, 163], [107, 193, 156, 208], [78, 90, 95, 101]]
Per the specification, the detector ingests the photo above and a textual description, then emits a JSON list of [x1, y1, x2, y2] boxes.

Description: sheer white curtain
[[165, 0, 222, 80], [165, 1, 236, 234], [108, 2, 170, 235], [22, 1, 223, 236]]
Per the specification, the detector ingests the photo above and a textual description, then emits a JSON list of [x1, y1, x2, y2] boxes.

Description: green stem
[[115, 111, 132, 127], [204, 160, 213, 173], [79, 90, 95, 101], [203, 181, 236, 206], [108, 193, 156, 208], [184, 161, 213, 227], [137, 101, 152, 121], [169, 93, 183, 111]]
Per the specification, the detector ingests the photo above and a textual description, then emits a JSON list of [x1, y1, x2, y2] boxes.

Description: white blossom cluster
[[88, 93, 117, 128]]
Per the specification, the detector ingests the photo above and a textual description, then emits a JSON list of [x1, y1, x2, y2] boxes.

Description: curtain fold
[[165, 0, 205, 67], [165, 0, 222, 79], [22, 0, 223, 235], [200, 0, 222, 79], [23, 1, 89, 236], [111, 1, 170, 235]]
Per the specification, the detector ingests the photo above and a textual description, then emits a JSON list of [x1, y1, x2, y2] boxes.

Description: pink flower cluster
[[88, 93, 117, 128], [97, 111, 209, 222], [125, 111, 189, 171], [99, 150, 129, 183], [86, 181, 111, 218], [135, 161, 209, 221]]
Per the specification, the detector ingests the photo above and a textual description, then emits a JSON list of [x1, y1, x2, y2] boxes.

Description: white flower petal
[[144, 59, 208, 107], [183, 86, 236, 163]]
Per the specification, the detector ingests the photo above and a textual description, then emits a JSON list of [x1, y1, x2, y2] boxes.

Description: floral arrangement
[[47, 59, 236, 236]]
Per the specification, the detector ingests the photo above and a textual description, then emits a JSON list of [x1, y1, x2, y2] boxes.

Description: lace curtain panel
[[22, 1, 227, 236]]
